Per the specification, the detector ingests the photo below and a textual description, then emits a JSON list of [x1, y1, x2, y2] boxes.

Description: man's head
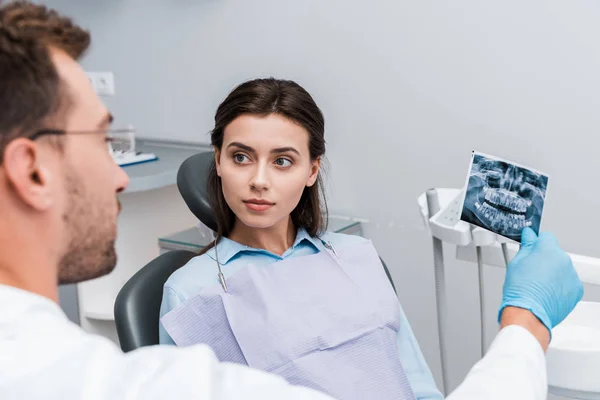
[[0, 2, 129, 287]]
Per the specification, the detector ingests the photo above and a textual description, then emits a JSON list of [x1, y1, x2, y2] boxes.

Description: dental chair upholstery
[[114, 249, 195, 352], [114, 151, 396, 352]]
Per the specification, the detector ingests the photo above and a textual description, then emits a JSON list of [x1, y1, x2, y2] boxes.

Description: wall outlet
[[87, 71, 115, 96]]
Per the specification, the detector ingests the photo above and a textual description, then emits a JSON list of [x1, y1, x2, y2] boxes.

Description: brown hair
[[202, 77, 328, 254], [0, 1, 90, 162]]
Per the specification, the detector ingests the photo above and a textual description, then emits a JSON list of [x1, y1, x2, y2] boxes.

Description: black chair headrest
[[177, 151, 217, 232]]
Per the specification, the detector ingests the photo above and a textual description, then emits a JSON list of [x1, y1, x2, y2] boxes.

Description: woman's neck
[[228, 217, 296, 256]]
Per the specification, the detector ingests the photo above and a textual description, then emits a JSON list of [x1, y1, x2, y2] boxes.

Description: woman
[[159, 78, 443, 400]]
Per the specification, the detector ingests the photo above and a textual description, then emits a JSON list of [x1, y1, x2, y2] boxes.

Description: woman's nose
[[249, 163, 270, 191]]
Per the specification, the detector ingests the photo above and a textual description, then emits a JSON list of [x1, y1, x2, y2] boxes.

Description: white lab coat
[[0, 284, 546, 400]]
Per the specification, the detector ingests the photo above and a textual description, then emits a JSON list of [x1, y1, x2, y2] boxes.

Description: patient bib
[[161, 240, 416, 400]]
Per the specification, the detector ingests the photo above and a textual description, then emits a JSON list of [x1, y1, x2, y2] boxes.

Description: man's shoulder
[[0, 284, 65, 324]]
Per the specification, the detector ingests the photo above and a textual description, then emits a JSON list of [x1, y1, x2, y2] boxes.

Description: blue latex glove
[[498, 227, 584, 333]]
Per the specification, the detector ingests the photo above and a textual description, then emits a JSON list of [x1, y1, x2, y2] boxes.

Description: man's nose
[[116, 165, 130, 193]]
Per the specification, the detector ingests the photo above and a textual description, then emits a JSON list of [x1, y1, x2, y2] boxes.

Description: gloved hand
[[498, 227, 584, 334]]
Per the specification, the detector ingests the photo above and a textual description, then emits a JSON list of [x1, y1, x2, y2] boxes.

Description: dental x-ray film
[[460, 151, 549, 242]]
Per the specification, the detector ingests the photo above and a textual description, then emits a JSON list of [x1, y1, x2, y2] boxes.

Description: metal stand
[[501, 242, 510, 266], [476, 246, 486, 357], [426, 189, 449, 395]]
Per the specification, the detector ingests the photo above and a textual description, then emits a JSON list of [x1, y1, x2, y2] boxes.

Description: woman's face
[[215, 113, 320, 231]]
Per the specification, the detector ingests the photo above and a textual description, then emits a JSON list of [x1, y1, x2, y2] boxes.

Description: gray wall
[[40, 0, 600, 396], [58, 284, 79, 324]]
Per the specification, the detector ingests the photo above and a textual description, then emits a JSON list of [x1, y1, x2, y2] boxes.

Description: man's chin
[[88, 260, 117, 280], [58, 263, 116, 285], [58, 249, 117, 285]]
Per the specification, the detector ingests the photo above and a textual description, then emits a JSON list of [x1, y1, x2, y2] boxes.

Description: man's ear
[[214, 147, 222, 177], [3, 138, 54, 211], [306, 157, 321, 187]]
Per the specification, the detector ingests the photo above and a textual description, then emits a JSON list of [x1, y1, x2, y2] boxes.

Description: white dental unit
[[418, 188, 600, 400]]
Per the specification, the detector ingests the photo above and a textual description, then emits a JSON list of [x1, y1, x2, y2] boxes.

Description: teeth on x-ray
[[460, 153, 548, 241], [484, 189, 528, 214], [479, 202, 526, 231]]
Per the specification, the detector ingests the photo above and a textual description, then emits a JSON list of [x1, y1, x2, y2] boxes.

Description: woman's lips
[[243, 199, 275, 212]]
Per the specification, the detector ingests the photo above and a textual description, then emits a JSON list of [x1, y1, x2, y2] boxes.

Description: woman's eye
[[234, 154, 249, 163], [274, 158, 292, 167]]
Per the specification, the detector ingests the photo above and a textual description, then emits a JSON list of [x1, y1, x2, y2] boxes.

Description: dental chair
[[115, 151, 396, 352], [114, 249, 195, 352]]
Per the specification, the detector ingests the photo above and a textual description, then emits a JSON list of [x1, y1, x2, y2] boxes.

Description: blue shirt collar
[[206, 227, 321, 265]]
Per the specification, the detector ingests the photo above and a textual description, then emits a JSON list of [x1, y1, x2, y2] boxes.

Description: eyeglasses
[[30, 126, 136, 154]]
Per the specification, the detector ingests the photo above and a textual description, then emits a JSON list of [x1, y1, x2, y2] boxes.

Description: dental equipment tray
[[428, 190, 472, 246], [547, 301, 600, 399]]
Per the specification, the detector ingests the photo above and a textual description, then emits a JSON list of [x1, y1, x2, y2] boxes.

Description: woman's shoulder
[[318, 231, 371, 250], [163, 251, 217, 295]]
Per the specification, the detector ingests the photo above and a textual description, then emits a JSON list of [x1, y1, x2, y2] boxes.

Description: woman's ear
[[306, 157, 321, 187], [214, 147, 222, 177]]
